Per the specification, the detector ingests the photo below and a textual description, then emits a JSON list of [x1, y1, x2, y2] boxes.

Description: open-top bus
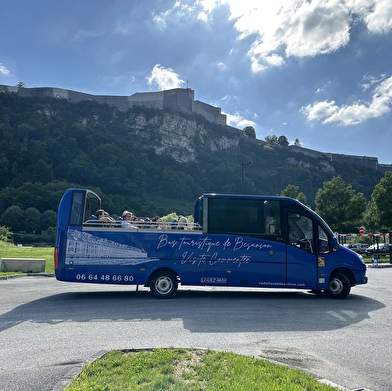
[[54, 188, 368, 299]]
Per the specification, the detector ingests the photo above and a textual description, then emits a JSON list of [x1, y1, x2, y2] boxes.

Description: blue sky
[[1, 0, 392, 163]]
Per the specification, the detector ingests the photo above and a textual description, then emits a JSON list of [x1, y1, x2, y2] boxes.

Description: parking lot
[[0, 267, 391, 391]]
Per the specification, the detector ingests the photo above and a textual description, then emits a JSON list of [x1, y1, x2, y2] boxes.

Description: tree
[[277, 135, 289, 147], [363, 200, 380, 233], [0, 205, 24, 232], [40, 210, 57, 232], [265, 135, 278, 144], [24, 207, 41, 234], [371, 171, 392, 231], [281, 184, 307, 205], [294, 138, 301, 146], [0, 225, 12, 242], [315, 176, 366, 233], [243, 126, 256, 139]]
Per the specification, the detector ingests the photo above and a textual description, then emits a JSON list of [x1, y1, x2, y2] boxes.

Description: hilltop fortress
[[1, 84, 391, 173], [0, 84, 227, 126]]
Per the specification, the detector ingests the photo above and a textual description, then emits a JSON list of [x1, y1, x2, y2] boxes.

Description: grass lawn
[[0, 241, 54, 276], [65, 348, 341, 391], [362, 254, 391, 264]]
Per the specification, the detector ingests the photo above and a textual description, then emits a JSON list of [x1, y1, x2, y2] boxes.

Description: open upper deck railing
[[83, 218, 202, 231]]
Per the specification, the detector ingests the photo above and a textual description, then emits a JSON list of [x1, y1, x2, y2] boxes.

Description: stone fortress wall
[[289, 145, 392, 173], [0, 85, 226, 125], [1, 84, 391, 173]]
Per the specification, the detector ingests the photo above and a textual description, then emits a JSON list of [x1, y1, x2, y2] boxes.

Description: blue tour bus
[[54, 188, 368, 299]]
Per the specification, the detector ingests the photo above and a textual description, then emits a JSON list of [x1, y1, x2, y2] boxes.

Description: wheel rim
[[329, 277, 343, 295], [155, 276, 173, 295]]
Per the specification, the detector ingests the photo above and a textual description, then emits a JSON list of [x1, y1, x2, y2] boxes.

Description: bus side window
[[318, 224, 330, 254], [288, 213, 314, 253], [206, 198, 285, 242], [263, 201, 282, 240], [69, 192, 84, 226]]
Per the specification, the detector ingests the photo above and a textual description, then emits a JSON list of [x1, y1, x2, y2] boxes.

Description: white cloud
[[152, 1, 203, 29], [233, 0, 352, 73], [225, 112, 257, 129], [363, 0, 392, 33], [301, 75, 392, 125], [168, 0, 392, 73], [196, 0, 221, 21], [0, 63, 10, 76], [147, 64, 185, 90]]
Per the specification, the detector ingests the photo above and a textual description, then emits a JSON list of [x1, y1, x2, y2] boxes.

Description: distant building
[[0, 84, 227, 126]]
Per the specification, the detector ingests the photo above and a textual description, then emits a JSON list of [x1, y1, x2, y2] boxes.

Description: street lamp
[[241, 161, 253, 193]]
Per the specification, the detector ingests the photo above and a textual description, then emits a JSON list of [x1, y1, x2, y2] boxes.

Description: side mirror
[[333, 237, 339, 251]]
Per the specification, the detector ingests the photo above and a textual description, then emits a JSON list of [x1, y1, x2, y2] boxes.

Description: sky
[[1, 0, 392, 163]]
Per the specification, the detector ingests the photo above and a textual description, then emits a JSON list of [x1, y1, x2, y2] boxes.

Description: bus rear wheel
[[150, 270, 178, 299], [327, 272, 351, 299]]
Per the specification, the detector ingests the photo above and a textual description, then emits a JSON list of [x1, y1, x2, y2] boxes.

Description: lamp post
[[241, 161, 252, 193]]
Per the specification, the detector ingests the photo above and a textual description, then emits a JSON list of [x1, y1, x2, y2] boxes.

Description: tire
[[150, 270, 178, 299], [326, 272, 351, 299]]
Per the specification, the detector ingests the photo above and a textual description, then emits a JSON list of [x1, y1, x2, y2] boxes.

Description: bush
[[12, 232, 54, 246], [0, 226, 12, 242]]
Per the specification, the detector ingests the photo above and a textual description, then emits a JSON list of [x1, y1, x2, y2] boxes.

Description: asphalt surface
[[0, 266, 391, 391]]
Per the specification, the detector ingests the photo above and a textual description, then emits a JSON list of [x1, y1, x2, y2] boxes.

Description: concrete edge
[[52, 350, 107, 391], [0, 273, 54, 280], [367, 263, 392, 268]]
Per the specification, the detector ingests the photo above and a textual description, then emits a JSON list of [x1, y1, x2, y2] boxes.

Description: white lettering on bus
[[157, 234, 272, 253], [181, 252, 251, 267], [157, 234, 221, 252], [233, 237, 273, 251]]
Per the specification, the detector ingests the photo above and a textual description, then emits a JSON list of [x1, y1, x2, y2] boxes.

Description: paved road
[[0, 267, 391, 391]]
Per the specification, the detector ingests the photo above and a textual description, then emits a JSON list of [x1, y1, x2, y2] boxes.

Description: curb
[[52, 350, 107, 391], [367, 263, 392, 268], [0, 273, 54, 280]]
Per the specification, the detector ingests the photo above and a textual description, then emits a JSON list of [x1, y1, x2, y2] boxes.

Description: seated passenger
[[151, 216, 164, 229], [121, 211, 137, 228], [177, 215, 188, 230], [95, 209, 115, 223], [134, 218, 145, 228]]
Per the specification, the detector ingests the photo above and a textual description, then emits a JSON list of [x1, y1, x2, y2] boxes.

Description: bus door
[[286, 212, 318, 289]]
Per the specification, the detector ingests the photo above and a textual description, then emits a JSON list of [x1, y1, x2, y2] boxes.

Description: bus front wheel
[[150, 270, 178, 299], [327, 272, 351, 299]]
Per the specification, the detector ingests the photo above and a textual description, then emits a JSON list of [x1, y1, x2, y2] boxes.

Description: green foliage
[[265, 134, 278, 144], [371, 171, 392, 231], [0, 225, 12, 242], [264, 134, 289, 147], [65, 348, 340, 391], [0, 91, 388, 235], [0, 206, 24, 232], [363, 200, 380, 233], [24, 207, 41, 234], [315, 176, 366, 232], [277, 135, 289, 147], [281, 184, 307, 205], [242, 126, 256, 138]]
